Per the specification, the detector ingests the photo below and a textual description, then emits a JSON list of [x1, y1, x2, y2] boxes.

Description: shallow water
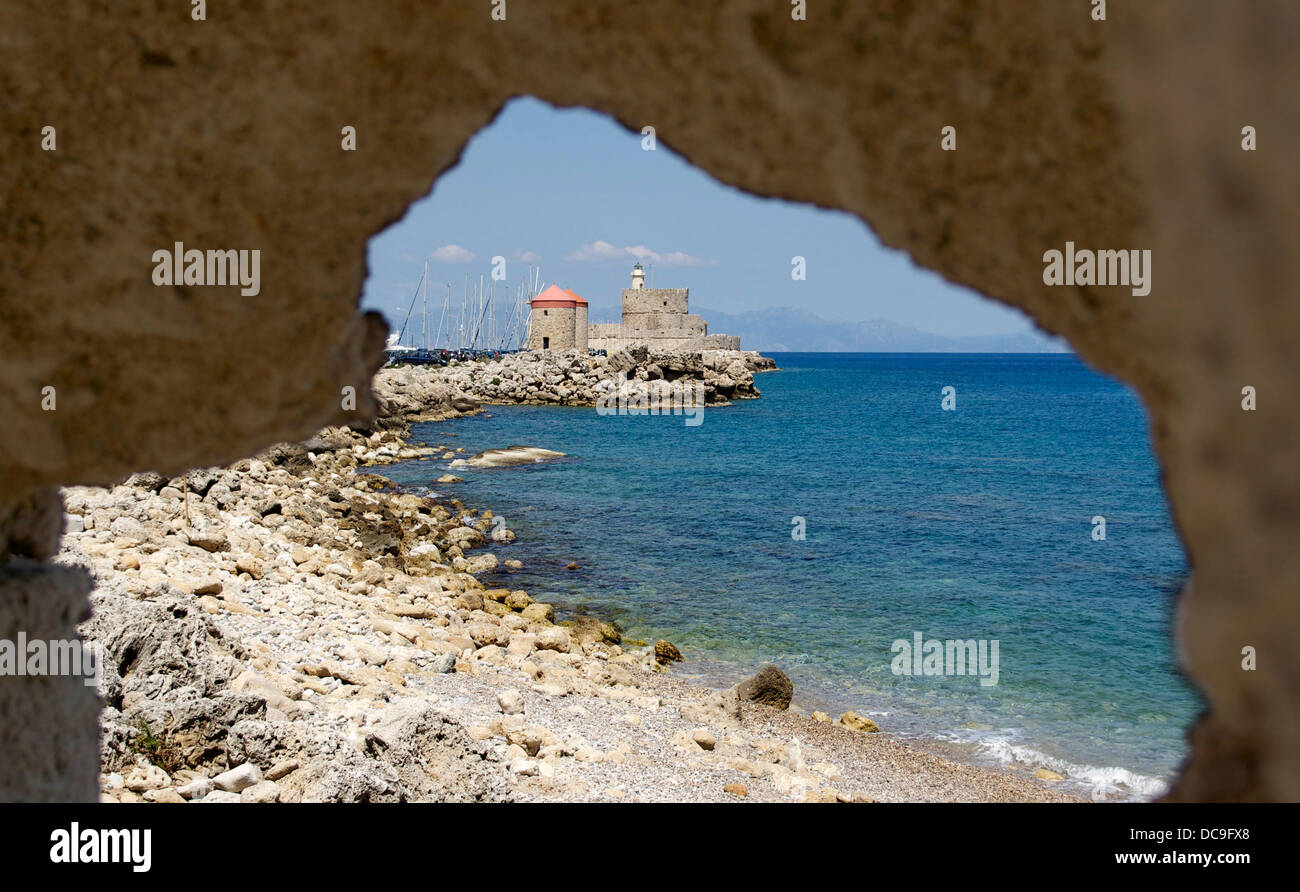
[[384, 353, 1200, 800]]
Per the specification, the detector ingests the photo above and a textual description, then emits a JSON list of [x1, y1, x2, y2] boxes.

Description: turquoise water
[[385, 353, 1199, 799]]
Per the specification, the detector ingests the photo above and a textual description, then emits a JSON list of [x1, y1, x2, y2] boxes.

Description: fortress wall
[[620, 313, 662, 331], [623, 329, 710, 342], [588, 334, 740, 353], [622, 314, 707, 336], [623, 288, 689, 315], [624, 313, 707, 332]]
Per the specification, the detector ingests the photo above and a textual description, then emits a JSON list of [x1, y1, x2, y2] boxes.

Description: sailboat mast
[[460, 273, 468, 351], [422, 260, 429, 349], [434, 282, 449, 350]]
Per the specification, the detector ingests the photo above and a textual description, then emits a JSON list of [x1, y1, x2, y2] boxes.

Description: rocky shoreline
[[60, 359, 1080, 803], [417, 346, 777, 407]]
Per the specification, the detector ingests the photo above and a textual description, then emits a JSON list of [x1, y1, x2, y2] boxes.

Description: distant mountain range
[[593, 305, 1069, 353]]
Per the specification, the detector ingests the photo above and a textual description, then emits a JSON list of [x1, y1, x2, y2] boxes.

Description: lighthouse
[[631, 261, 646, 290]]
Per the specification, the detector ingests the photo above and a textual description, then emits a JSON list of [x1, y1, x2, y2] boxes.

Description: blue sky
[[361, 96, 1038, 338]]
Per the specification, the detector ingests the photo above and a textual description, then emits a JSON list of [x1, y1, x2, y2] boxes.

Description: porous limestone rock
[[0, 0, 1297, 803], [735, 664, 794, 711]]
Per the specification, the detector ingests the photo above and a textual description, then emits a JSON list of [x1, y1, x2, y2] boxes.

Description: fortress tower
[[586, 264, 741, 352], [527, 283, 588, 351]]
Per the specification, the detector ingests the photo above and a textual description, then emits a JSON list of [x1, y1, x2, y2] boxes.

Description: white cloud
[[622, 244, 659, 262], [660, 251, 710, 267], [565, 240, 626, 263], [513, 249, 541, 263], [566, 241, 707, 266], [429, 244, 476, 263]]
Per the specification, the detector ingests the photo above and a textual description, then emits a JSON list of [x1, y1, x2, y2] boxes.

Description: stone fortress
[[527, 262, 741, 352]]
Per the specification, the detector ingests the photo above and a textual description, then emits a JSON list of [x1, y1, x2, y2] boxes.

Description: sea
[[383, 353, 1201, 801]]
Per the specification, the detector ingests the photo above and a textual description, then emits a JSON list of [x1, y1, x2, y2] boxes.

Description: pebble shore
[[61, 358, 1080, 803]]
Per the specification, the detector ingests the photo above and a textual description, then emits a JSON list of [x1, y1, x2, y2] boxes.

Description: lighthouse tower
[[631, 261, 646, 290]]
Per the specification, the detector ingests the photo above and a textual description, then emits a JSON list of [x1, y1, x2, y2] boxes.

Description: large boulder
[[735, 664, 794, 710], [654, 639, 683, 665], [839, 711, 880, 734], [466, 446, 566, 468], [569, 616, 620, 647]]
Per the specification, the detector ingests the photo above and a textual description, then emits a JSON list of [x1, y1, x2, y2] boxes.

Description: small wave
[[974, 735, 1169, 801]]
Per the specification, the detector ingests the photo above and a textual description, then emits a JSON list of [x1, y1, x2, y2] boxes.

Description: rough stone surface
[[654, 639, 683, 665], [212, 763, 262, 794], [497, 689, 525, 716], [432, 348, 770, 406], [839, 712, 881, 734], [0, 0, 1297, 801], [177, 777, 214, 800], [735, 665, 794, 711]]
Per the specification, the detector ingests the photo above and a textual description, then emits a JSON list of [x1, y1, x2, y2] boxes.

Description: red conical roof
[[531, 284, 587, 307], [531, 284, 575, 307]]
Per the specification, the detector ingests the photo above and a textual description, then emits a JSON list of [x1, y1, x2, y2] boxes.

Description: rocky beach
[[61, 350, 1079, 803]]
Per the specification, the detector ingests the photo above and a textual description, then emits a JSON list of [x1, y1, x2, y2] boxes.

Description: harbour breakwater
[[418, 346, 777, 407], [58, 363, 1077, 803]]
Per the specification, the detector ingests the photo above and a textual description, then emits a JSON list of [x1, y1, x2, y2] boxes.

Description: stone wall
[[589, 334, 741, 353], [574, 303, 589, 353], [2, 0, 1298, 801], [526, 305, 577, 351], [621, 313, 708, 335], [623, 288, 690, 315]]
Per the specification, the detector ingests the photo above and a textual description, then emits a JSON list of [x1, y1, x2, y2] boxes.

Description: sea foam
[[975, 735, 1169, 801]]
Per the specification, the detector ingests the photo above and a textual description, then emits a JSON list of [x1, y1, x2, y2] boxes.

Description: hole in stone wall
[[362, 97, 1199, 800]]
